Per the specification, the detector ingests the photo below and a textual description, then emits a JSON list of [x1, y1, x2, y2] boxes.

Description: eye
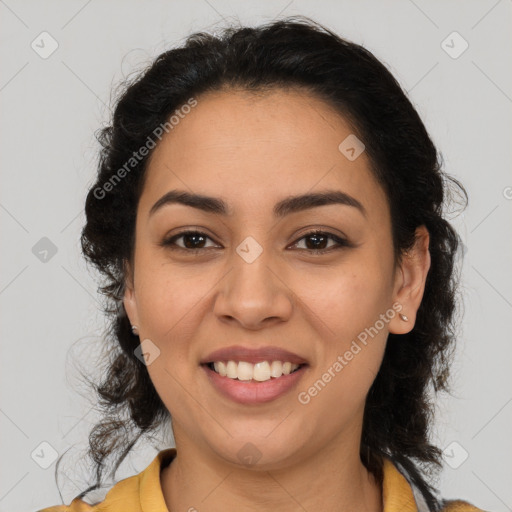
[[161, 229, 351, 254], [290, 230, 351, 254], [161, 230, 219, 252]]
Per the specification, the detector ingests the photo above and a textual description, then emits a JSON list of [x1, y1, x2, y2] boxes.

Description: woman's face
[[124, 88, 427, 469]]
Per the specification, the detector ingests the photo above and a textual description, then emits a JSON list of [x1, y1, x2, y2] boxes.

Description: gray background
[[1, 1, 511, 511]]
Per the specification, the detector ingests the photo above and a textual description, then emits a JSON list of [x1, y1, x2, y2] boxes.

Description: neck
[[160, 433, 383, 512]]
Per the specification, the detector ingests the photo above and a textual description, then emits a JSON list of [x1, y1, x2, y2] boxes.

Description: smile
[[201, 362, 308, 404], [208, 360, 303, 381]]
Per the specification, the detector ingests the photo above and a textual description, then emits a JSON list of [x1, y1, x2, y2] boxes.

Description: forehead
[[138, 88, 389, 223]]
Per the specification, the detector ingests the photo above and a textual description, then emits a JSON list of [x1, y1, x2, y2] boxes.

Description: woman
[[40, 16, 486, 512]]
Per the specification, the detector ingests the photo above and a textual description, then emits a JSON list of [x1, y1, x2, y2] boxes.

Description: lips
[[200, 345, 308, 366], [202, 362, 309, 404]]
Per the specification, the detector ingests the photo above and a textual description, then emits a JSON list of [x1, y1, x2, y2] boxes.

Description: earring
[[131, 325, 139, 335], [399, 313, 409, 322]]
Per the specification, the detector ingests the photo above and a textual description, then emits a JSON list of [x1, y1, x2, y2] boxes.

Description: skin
[[123, 88, 431, 512]]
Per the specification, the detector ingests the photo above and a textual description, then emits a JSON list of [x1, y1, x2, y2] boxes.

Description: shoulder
[[37, 475, 141, 512], [36, 474, 143, 512], [382, 456, 489, 512], [37, 448, 176, 512], [37, 497, 94, 512], [440, 498, 490, 511]]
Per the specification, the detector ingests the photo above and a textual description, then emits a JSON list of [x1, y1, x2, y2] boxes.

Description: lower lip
[[202, 364, 308, 404]]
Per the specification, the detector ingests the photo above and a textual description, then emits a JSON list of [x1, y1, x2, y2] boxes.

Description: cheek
[[131, 251, 211, 401], [133, 258, 208, 418], [294, 253, 392, 406], [297, 255, 392, 342], [134, 251, 205, 337], [296, 274, 390, 429]]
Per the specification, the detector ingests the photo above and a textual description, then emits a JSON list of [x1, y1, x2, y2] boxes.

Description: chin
[[206, 433, 307, 471]]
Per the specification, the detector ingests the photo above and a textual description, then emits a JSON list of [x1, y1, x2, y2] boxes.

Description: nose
[[212, 246, 293, 330]]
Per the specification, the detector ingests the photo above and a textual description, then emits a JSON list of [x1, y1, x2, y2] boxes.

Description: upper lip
[[200, 345, 308, 365]]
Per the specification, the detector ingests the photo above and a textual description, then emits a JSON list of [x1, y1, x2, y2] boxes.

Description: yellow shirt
[[38, 448, 486, 512]]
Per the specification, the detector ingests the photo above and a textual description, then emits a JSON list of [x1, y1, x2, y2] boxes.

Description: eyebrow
[[149, 189, 367, 219]]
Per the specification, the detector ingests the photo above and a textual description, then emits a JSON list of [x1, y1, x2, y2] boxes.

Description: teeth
[[211, 360, 301, 381], [238, 361, 253, 381]]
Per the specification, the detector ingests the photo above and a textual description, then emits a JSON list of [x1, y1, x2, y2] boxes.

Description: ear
[[122, 259, 139, 328], [388, 225, 431, 335]]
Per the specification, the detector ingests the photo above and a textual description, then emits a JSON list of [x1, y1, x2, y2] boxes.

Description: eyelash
[[160, 229, 351, 255]]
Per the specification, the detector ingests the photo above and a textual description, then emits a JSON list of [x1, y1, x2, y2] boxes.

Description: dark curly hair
[[56, 15, 467, 510]]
